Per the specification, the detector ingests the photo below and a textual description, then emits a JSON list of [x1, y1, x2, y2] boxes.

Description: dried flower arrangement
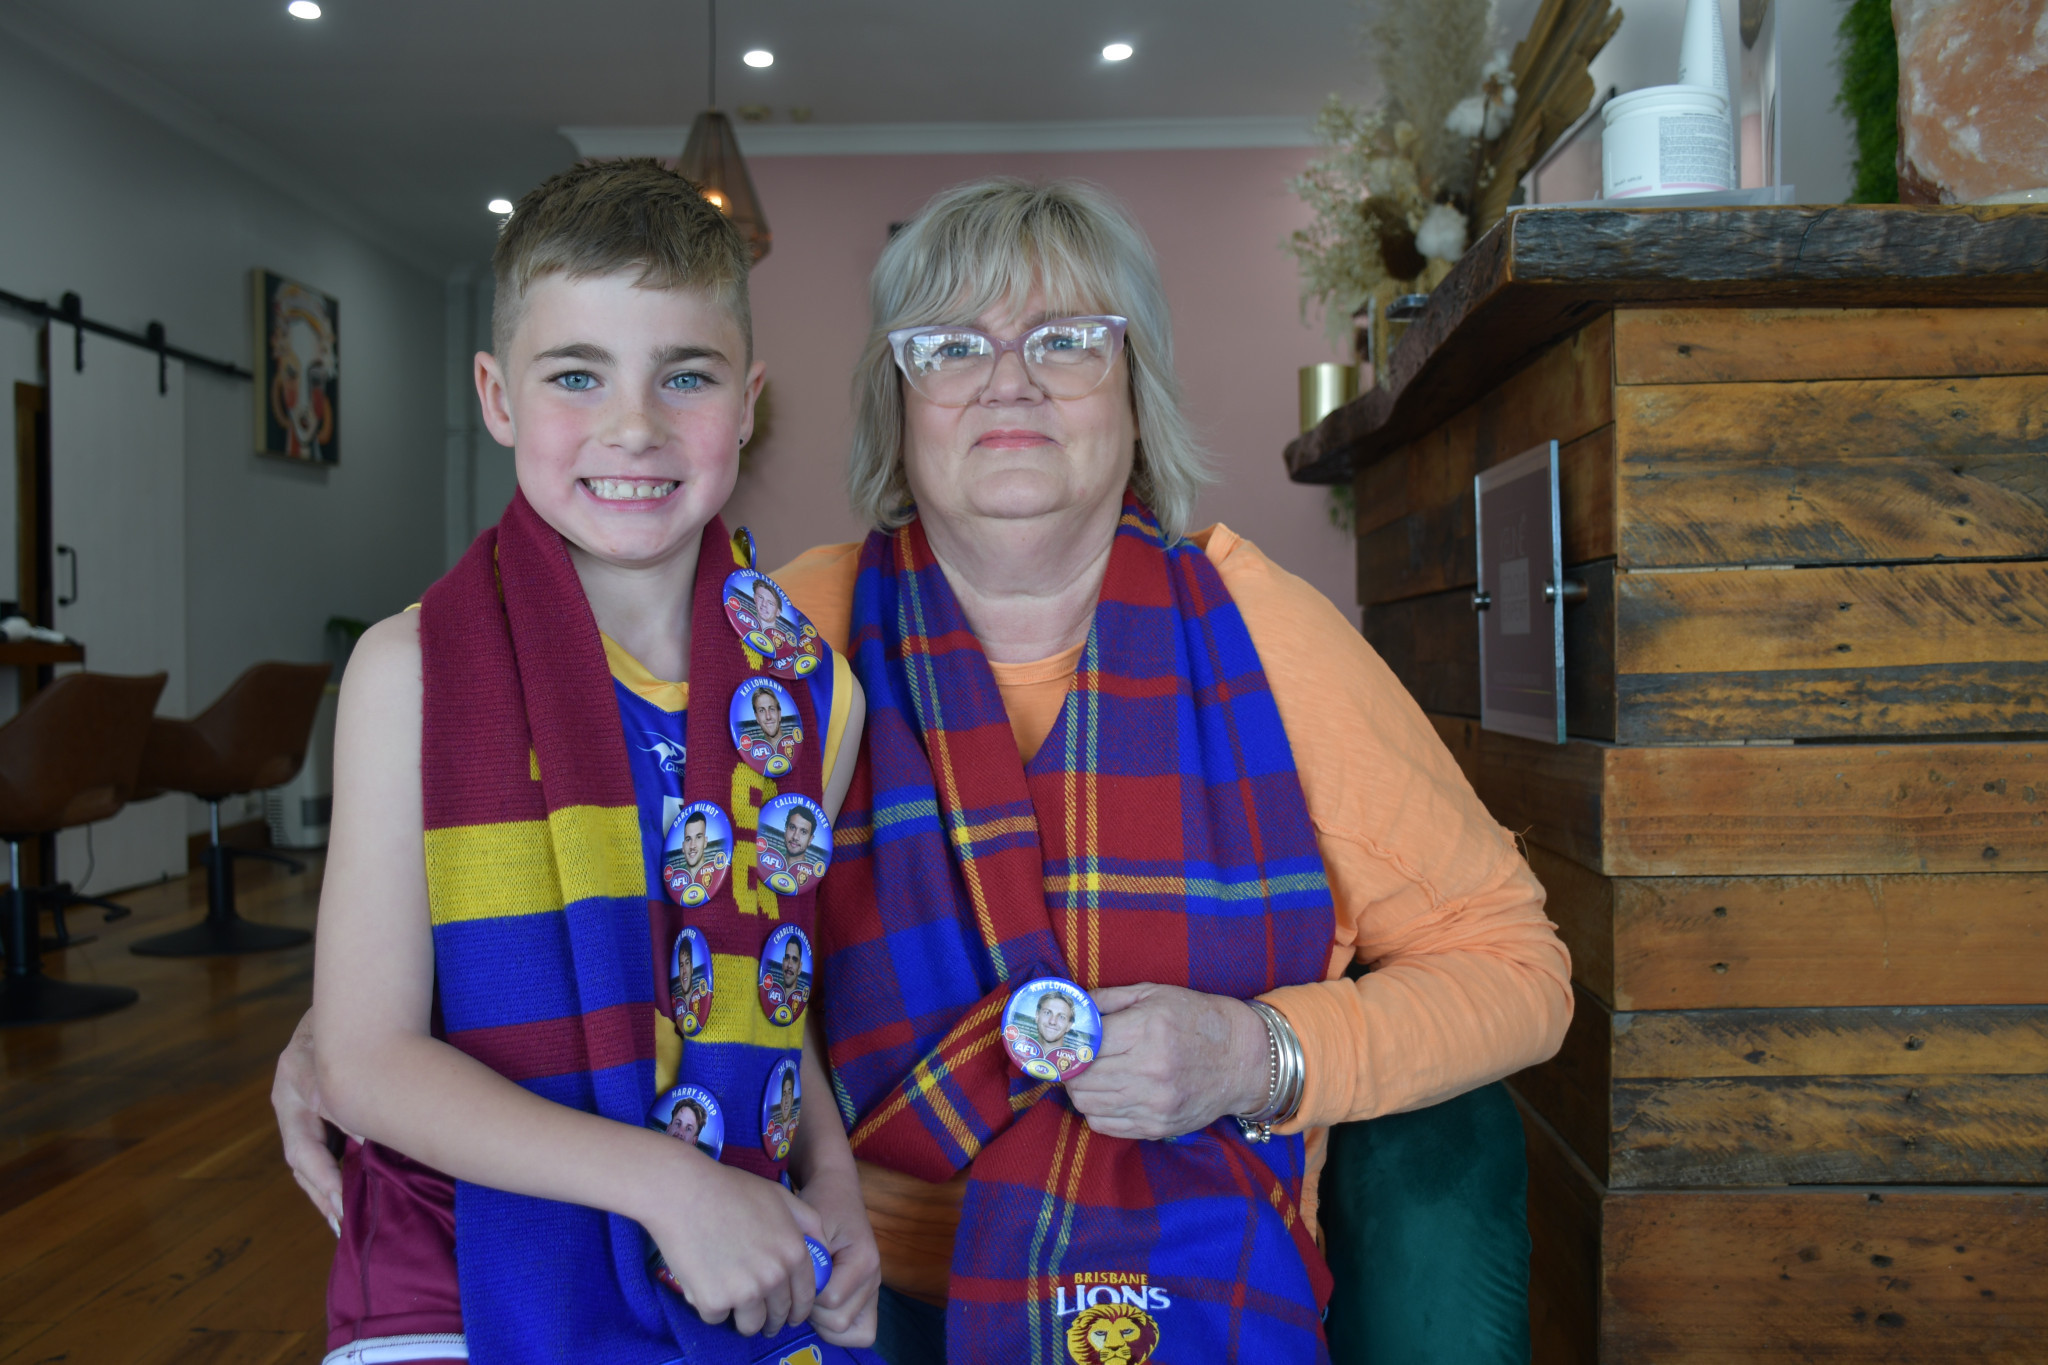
[[1290, 0, 1621, 352]]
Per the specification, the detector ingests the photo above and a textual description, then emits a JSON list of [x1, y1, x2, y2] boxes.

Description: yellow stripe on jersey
[[822, 647, 853, 787], [601, 634, 690, 714]]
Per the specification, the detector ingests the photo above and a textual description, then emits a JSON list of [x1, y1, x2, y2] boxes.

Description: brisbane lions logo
[[1065, 1303, 1160, 1364]]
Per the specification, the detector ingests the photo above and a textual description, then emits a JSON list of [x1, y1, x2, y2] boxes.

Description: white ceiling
[[2, 1, 1539, 273]]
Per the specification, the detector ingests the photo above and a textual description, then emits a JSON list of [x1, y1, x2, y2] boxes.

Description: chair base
[[130, 917, 310, 957], [128, 834, 310, 958], [0, 973, 139, 1027]]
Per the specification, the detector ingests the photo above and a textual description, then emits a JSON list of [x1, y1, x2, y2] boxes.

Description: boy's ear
[[735, 359, 768, 450], [475, 351, 517, 448]]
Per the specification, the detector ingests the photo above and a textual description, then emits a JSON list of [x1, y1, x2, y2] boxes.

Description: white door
[[49, 340, 187, 894]]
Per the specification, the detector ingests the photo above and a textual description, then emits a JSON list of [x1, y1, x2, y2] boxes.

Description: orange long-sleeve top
[[773, 524, 1573, 1305]]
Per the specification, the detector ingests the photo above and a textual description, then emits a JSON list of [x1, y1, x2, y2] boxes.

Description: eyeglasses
[[887, 315, 1128, 406]]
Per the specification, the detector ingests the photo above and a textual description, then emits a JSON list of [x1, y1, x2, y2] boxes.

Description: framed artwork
[[252, 268, 339, 464]]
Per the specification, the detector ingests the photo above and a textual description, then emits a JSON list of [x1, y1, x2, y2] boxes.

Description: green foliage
[[1326, 482, 1357, 533], [1836, 0, 1899, 203]]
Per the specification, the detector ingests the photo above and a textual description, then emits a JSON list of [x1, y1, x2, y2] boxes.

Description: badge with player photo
[[729, 677, 803, 778], [661, 802, 732, 907], [759, 1056, 802, 1161], [648, 1084, 724, 1160], [756, 925, 813, 1026], [720, 569, 824, 680], [756, 794, 831, 896], [1000, 977, 1103, 1083], [668, 927, 714, 1037]]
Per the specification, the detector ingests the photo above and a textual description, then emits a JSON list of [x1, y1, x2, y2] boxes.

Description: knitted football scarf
[[821, 496, 1337, 1364], [420, 491, 838, 1364]]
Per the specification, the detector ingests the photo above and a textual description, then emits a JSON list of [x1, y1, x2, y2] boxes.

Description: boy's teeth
[[586, 478, 676, 501]]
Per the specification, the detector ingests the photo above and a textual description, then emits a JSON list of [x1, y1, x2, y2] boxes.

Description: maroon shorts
[[325, 1138, 465, 1363]]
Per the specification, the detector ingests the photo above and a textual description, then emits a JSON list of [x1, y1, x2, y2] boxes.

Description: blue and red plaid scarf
[[821, 496, 1337, 1363]]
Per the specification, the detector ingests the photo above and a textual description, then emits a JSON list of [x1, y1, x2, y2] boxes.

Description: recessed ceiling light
[[1102, 42, 1133, 62], [743, 49, 774, 68], [487, 198, 514, 215], [287, 1, 321, 19]]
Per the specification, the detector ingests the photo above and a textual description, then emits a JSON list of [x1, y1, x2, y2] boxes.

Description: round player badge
[[1000, 977, 1103, 1083], [756, 925, 813, 1026], [760, 1055, 802, 1161], [720, 569, 824, 680], [668, 927, 714, 1037], [805, 1237, 833, 1294], [648, 1084, 725, 1161], [729, 677, 803, 779], [661, 802, 732, 907], [756, 794, 832, 896]]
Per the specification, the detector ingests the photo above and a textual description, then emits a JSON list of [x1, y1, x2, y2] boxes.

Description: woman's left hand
[[1064, 983, 1273, 1140]]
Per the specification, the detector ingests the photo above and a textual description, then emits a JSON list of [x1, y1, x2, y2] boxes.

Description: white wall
[[0, 31, 447, 850]]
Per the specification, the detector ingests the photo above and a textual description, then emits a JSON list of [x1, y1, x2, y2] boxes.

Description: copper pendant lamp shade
[[679, 109, 770, 263]]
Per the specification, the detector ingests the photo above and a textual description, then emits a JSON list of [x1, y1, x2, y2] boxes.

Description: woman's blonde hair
[[849, 178, 1210, 539]]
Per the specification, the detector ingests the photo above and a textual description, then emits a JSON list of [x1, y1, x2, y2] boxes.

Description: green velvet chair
[[1319, 1081, 1532, 1364]]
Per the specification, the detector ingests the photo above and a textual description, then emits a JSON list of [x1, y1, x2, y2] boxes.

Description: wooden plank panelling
[[1363, 586, 1479, 717], [1514, 1094, 1600, 1365], [1516, 996, 2048, 1187], [1615, 374, 2048, 568], [1613, 561, 2048, 741], [1517, 1089, 2048, 1364], [1528, 846, 1615, 1004], [1288, 206, 2048, 485], [1357, 424, 1615, 605], [1364, 560, 1616, 737], [1356, 314, 1613, 537], [1512, 984, 1613, 1184], [1602, 1186, 2048, 1362], [1614, 306, 2048, 385], [1533, 854, 2048, 1012], [1375, 561, 2044, 745], [1431, 715, 2048, 877]]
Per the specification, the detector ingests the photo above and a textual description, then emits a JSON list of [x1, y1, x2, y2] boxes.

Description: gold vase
[[1298, 363, 1359, 434]]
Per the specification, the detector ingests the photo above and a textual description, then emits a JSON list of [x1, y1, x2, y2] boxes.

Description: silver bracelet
[[1235, 999, 1305, 1143]]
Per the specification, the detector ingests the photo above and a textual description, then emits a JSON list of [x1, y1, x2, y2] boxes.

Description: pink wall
[[726, 146, 1359, 618]]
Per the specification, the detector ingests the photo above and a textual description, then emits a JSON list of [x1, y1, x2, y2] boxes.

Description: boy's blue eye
[[555, 372, 597, 391], [666, 371, 708, 391]]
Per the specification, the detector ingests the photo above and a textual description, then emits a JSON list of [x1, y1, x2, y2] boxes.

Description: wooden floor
[[0, 858, 331, 1365]]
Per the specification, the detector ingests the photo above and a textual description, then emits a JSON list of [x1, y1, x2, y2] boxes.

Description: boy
[[311, 160, 876, 1365]]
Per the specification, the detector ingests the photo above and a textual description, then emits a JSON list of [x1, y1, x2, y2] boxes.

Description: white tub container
[[1602, 85, 1735, 198]]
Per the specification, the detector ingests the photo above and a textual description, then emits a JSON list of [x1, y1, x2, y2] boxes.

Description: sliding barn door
[[49, 342, 187, 893]]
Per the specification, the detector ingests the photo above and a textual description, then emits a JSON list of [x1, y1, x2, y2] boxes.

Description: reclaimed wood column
[[1287, 206, 2048, 1364]]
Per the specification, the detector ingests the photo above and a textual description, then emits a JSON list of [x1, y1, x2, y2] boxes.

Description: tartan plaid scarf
[[419, 492, 844, 1365], [821, 496, 1337, 1364]]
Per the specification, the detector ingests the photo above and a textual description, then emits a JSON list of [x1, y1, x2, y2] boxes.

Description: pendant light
[[678, 0, 771, 263]]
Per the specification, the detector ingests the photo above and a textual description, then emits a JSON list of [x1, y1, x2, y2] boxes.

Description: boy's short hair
[[491, 158, 752, 359]]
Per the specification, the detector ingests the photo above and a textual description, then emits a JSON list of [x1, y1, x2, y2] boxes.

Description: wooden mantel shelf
[[1284, 204, 2048, 486]]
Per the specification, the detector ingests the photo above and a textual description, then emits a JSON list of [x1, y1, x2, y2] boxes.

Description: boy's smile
[[475, 269, 764, 574]]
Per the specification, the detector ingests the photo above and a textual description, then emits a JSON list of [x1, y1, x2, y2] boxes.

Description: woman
[[277, 178, 1570, 1363]]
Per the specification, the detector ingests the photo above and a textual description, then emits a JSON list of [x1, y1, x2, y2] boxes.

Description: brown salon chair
[[0, 670, 166, 1026], [130, 662, 331, 957]]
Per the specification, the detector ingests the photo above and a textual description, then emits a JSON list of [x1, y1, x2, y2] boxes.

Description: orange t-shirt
[[774, 526, 1572, 1306]]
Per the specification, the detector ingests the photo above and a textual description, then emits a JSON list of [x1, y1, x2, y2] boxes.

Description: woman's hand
[[1064, 983, 1273, 1140], [273, 1008, 349, 1230], [642, 1153, 826, 1337], [798, 1164, 881, 1346]]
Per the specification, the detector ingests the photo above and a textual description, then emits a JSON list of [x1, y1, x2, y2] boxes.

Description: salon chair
[[130, 661, 330, 957], [0, 670, 166, 1026]]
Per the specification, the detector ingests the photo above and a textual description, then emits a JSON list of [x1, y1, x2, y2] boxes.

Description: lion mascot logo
[[1065, 1302, 1161, 1364]]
